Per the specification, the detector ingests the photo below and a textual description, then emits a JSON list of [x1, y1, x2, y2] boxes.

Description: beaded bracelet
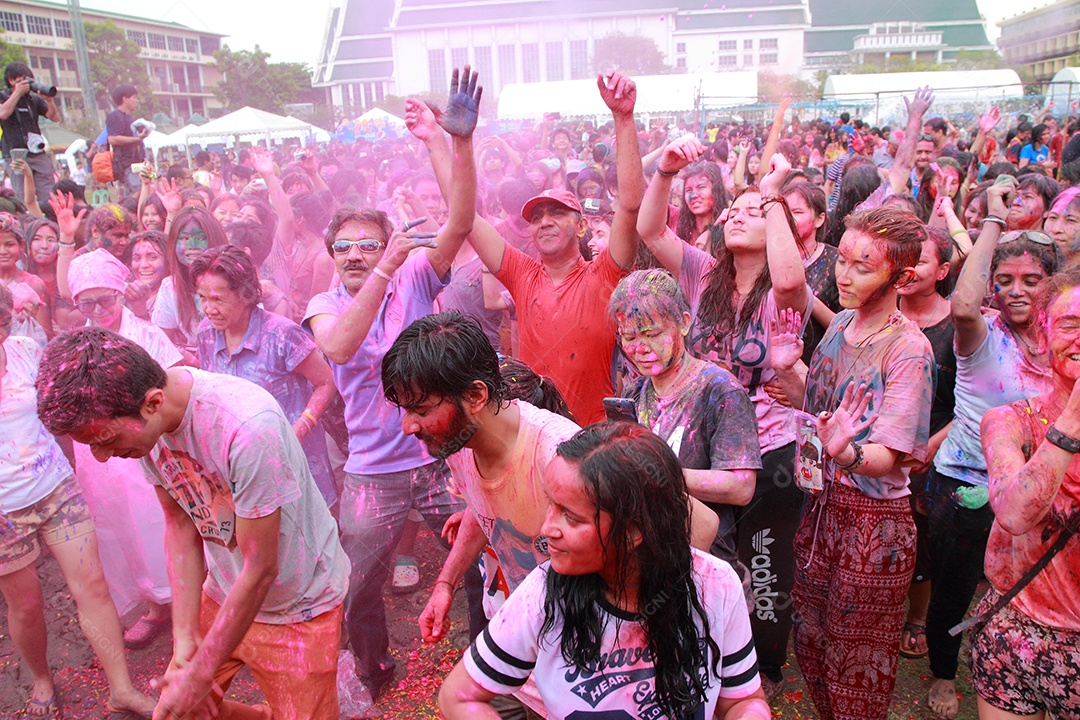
[[833, 441, 864, 470], [759, 195, 787, 212], [656, 167, 679, 178]]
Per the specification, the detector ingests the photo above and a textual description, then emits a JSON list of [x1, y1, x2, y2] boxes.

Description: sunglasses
[[76, 292, 121, 315], [918, 134, 935, 143], [332, 238, 384, 255], [998, 230, 1055, 246]]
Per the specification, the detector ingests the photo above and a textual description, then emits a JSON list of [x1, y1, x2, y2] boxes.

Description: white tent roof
[[356, 107, 406, 127], [142, 130, 175, 151], [823, 70, 1023, 103], [1048, 68, 1080, 110], [183, 107, 316, 145], [496, 72, 757, 120]]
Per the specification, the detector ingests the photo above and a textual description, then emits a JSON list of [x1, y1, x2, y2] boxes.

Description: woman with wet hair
[[439, 422, 770, 720], [675, 161, 729, 249]]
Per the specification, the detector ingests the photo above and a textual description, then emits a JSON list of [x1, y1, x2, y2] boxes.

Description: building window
[[148, 33, 167, 50], [54, 19, 71, 38], [744, 39, 753, 49], [0, 12, 24, 33], [545, 41, 563, 81], [428, 48, 446, 91], [760, 38, 779, 50], [498, 44, 516, 85], [718, 40, 736, 51], [65, 58, 77, 71], [473, 45, 492, 81], [676, 56, 686, 69], [168, 35, 184, 52], [450, 47, 468, 71], [127, 30, 147, 47], [760, 53, 778, 65], [185, 38, 199, 55], [26, 15, 51, 36], [570, 39, 588, 79], [744, 54, 753, 66], [717, 54, 737, 67], [522, 43, 540, 82], [676, 42, 686, 53]]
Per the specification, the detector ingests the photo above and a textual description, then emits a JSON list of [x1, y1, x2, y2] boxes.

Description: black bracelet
[[1045, 426, 1080, 454], [833, 441, 864, 470], [759, 195, 787, 213], [656, 167, 678, 178]]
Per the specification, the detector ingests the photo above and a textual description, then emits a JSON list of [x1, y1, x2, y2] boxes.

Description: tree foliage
[[212, 45, 318, 114], [84, 20, 154, 111], [758, 71, 818, 103], [591, 32, 672, 76], [0, 29, 26, 69]]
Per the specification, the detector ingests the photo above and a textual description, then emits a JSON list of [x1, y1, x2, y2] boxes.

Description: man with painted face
[[412, 72, 643, 424], [303, 66, 484, 701]]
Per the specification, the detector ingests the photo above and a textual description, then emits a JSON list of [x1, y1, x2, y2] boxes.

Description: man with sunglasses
[[303, 66, 484, 701]]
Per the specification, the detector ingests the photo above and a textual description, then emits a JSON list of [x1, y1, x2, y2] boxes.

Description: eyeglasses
[[917, 134, 935, 143], [332, 238, 383, 254], [76, 293, 121, 315], [998, 230, 1055, 246]]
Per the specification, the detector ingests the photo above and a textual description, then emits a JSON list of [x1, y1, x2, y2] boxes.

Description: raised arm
[[952, 182, 1009, 357], [637, 135, 706, 274], [49, 190, 86, 303], [732, 137, 751, 190], [598, 71, 643, 269], [14, 159, 42, 217], [758, 99, 791, 182], [758, 154, 809, 313], [968, 107, 1001, 164], [252, 147, 296, 256], [888, 86, 934, 195]]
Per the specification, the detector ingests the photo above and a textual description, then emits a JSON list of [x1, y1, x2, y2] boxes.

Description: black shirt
[[0, 90, 48, 158], [105, 108, 145, 172]]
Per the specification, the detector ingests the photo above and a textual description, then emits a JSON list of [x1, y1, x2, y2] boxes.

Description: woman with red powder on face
[[975, 266, 1080, 720]]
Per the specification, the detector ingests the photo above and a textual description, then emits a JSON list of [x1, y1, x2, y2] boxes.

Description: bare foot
[[107, 686, 157, 717], [928, 677, 960, 719]]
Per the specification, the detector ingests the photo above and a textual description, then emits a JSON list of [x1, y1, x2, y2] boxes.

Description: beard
[[421, 401, 479, 460]]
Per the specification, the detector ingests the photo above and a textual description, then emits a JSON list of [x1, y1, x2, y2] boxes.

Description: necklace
[[1012, 327, 1040, 357], [903, 293, 944, 330]]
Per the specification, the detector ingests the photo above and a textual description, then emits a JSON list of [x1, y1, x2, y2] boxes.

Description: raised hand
[[155, 177, 182, 216], [597, 71, 637, 118], [985, 179, 1014, 219], [48, 190, 85, 240], [758, 152, 792, 197], [405, 98, 440, 142], [436, 65, 482, 138], [904, 86, 934, 120], [816, 381, 877, 459], [978, 107, 1001, 135], [658, 135, 705, 175], [251, 146, 275, 176], [769, 308, 804, 371], [376, 228, 440, 277]]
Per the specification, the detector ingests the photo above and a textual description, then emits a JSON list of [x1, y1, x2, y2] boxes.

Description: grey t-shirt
[[141, 369, 349, 624]]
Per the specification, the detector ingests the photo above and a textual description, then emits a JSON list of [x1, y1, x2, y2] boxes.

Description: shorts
[[0, 477, 95, 576], [970, 587, 1080, 717], [182, 593, 343, 720]]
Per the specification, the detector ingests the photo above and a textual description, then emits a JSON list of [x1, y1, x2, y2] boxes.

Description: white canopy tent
[[823, 70, 1025, 124], [182, 107, 319, 147], [496, 72, 757, 120], [142, 130, 175, 152], [1048, 68, 1080, 112]]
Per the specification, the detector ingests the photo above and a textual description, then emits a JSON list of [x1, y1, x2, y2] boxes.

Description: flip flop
[[123, 614, 171, 649], [27, 694, 59, 719], [899, 621, 929, 658], [392, 555, 420, 594]]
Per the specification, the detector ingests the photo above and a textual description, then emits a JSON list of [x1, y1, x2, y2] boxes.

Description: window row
[[428, 40, 593, 90]]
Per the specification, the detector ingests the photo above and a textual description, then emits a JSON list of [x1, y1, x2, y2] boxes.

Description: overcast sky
[[82, 0, 1058, 67]]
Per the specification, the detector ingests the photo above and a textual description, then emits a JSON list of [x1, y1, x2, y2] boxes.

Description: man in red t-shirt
[[412, 72, 643, 424]]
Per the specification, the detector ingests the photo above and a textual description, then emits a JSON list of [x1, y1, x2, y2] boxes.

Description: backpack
[[91, 148, 114, 183]]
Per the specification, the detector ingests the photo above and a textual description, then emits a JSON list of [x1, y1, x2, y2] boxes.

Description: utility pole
[[67, 0, 98, 127]]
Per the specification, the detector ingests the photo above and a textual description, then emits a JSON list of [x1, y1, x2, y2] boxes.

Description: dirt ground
[[0, 526, 980, 719]]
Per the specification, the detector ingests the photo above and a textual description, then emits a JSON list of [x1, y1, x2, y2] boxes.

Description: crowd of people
[[0, 55, 1078, 720]]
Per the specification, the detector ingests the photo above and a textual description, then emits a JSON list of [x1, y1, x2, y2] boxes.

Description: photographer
[[0, 62, 58, 206], [105, 83, 148, 197]]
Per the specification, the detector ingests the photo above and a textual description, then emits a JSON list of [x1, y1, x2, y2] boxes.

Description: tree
[[0, 29, 26, 69], [213, 45, 318, 114], [758, 71, 818, 103], [84, 20, 154, 111], [591, 32, 672, 76]]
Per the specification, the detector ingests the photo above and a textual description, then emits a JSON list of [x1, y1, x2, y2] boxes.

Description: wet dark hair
[[166, 206, 228, 336], [991, 234, 1063, 277], [224, 220, 273, 267], [544, 422, 721, 719], [781, 181, 828, 247], [0, 283, 12, 334], [290, 191, 333, 235], [1017, 173, 1062, 217], [844, 206, 926, 280], [924, 226, 955, 297], [324, 207, 392, 256], [825, 159, 882, 247], [190, 245, 262, 309], [382, 310, 507, 410], [36, 328, 168, 435], [498, 355, 574, 421]]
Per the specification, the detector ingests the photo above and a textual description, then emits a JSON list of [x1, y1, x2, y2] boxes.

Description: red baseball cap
[[520, 189, 583, 222]]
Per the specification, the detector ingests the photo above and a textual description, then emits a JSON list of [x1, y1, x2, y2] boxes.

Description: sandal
[[27, 694, 59, 719], [392, 556, 420, 595], [899, 620, 929, 658], [123, 614, 171, 649]]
